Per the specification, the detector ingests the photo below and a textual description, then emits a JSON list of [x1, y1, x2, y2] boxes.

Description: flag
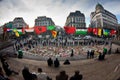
[[75, 29, 87, 35], [7, 28, 12, 32], [98, 28, 102, 36], [12, 28, 21, 37], [6, 23, 12, 28], [64, 26, 76, 34], [17, 29, 23, 35], [93, 28, 98, 35], [13, 28, 17, 33], [103, 29, 110, 36], [110, 29, 116, 35], [15, 32, 20, 37], [51, 30, 57, 38], [47, 25, 55, 30], [87, 27, 93, 33], [25, 28, 34, 32], [3, 28, 7, 33], [34, 26, 47, 34], [22, 28, 25, 34]]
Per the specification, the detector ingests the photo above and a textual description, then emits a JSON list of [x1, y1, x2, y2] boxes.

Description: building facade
[[65, 11, 86, 29], [12, 17, 28, 29], [35, 16, 55, 26], [90, 3, 118, 29], [117, 24, 120, 40], [34, 16, 55, 37]]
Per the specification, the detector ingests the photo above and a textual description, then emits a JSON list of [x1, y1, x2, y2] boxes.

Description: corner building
[[90, 3, 118, 29]]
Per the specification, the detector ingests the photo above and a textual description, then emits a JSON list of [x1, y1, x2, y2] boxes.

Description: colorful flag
[[6, 28, 12, 32], [17, 29, 23, 35], [51, 30, 57, 38], [47, 25, 55, 30], [103, 29, 110, 36], [15, 32, 20, 37], [13, 28, 17, 33], [6, 23, 12, 28], [3, 28, 7, 33], [93, 28, 98, 35], [22, 28, 25, 34], [25, 28, 34, 32], [64, 26, 76, 34], [75, 29, 87, 35], [34, 26, 47, 34], [12, 28, 20, 37], [87, 27, 93, 33], [110, 29, 116, 35], [98, 28, 102, 36]]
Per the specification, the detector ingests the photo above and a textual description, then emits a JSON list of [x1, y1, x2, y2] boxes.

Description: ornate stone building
[[12, 17, 28, 29], [34, 16, 55, 37], [65, 11, 86, 29], [90, 3, 118, 29], [35, 16, 55, 26]]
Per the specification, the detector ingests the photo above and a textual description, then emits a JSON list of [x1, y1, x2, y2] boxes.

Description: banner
[[51, 30, 57, 38], [93, 28, 98, 35], [64, 26, 76, 34], [34, 26, 47, 34], [47, 25, 55, 30], [103, 29, 110, 36], [110, 29, 116, 35], [87, 27, 93, 33], [98, 28, 102, 36], [75, 29, 87, 35], [25, 28, 34, 32]]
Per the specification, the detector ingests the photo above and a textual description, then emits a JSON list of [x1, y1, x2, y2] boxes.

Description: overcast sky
[[0, 0, 120, 27]]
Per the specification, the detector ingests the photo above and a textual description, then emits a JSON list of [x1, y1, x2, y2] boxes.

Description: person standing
[[47, 58, 53, 67], [70, 48, 74, 57], [87, 50, 90, 59], [54, 58, 60, 68]]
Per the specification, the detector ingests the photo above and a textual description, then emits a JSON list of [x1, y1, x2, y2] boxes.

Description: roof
[[95, 3, 104, 10], [68, 11, 85, 17]]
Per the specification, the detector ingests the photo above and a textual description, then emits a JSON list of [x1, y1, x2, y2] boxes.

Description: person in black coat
[[70, 49, 74, 57], [54, 58, 60, 68], [87, 50, 90, 59], [70, 70, 83, 80], [22, 67, 33, 80], [98, 52, 102, 60], [47, 58, 53, 67]]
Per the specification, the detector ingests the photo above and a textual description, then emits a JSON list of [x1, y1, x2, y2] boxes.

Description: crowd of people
[[13, 36, 111, 59], [1, 41, 119, 80], [0, 36, 117, 80], [22, 66, 83, 80], [0, 55, 83, 80]]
